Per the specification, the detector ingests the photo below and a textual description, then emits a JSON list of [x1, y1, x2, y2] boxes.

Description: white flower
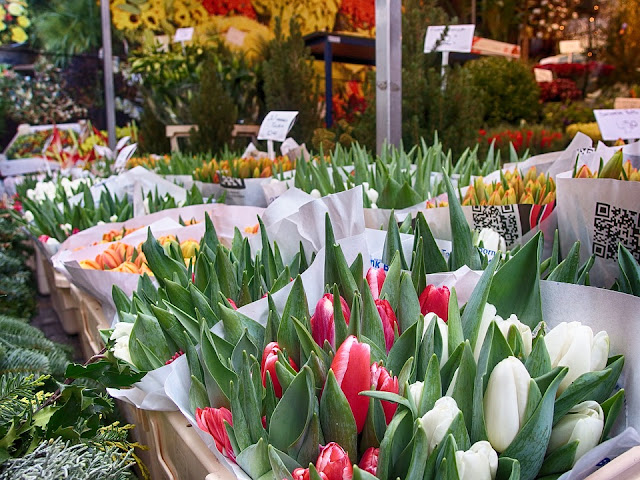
[[23, 210, 34, 223], [473, 304, 532, 361], [455, 441, 499, 480], [143, 197, 150, 214], [408, 381, 424, 407], [110, 322, 134, 364], [362, 181, 370, 191], [367, 188, 379, 204], [544, 322, 609, 394], [60, 223, 72, 233], [497, 316, 533, 357], [310, 189, 321, 199], [97, 221, 105, 226], [420, 396, 461, 454], [47, 238, 60, 247], [484, 357, 531, 452], [547, 401, 604, 465], [26, 189, 35, 200], [423, 312, 449, 365], [109, 215, 118, 223], [370, 203, 378, 209]]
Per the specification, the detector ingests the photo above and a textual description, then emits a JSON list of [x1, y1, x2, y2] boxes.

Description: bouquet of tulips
[[556, 148, 640, 287]]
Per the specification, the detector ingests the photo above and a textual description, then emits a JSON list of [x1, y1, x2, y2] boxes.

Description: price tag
[[424, 24, 475, 53], [257, 111, 299, 143], [534, 68, 553, 83], [594, 109, 640, 141], [173, 27, 194, 43]]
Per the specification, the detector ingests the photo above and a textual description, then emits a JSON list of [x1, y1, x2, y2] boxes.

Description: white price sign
[[594, 109, 640, 141], [424, 24, 475, 53], [173, 27, 194, 43], [257, 111, 299, 142]]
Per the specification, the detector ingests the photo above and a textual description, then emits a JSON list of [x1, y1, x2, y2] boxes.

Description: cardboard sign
[[534, 68, 554, 83], [257, 111, 299, 143], [471, 36, 520, 59], [173, 27, 194, 43], [594, 109, 640, 140], [559, 39, 583, 54], [424, 24, 475, 53], [614, 97, 640, 110], [225, 27, 246, 47]]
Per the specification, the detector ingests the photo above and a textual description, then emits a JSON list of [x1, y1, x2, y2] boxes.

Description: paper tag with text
[[257, 111, 299, 142]]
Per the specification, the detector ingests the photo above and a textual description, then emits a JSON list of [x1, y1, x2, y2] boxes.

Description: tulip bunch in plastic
[[194, 156, 295, 183], [143, 184, 220, 215], [573, 150, 640, 181], [461, 167, 556, 206], [104, 213, 310, 371]]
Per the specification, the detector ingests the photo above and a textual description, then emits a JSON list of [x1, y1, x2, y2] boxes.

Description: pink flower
[[370, 362, 399, 424], [228, 298, 238, 310], [365, 267, 386, 300], [359, 447, 379, 475], [375, 298, 398, 353], [261, 342, 298, 398], [310, 293, 351, 349], [316, 442, 353, 480], [195, 407, 235, 462]]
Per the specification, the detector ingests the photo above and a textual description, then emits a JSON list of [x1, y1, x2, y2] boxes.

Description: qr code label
[[593, 202, 640, 261], [471, 205, 521, 247]]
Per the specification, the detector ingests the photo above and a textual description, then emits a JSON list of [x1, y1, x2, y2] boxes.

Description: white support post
[[100, 0, 116, 150]]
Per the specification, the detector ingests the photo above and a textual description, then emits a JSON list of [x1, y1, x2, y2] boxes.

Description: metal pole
[[324, 40, 334, 128], [375, 0, 402, 153], [100, 0, 116, 150]]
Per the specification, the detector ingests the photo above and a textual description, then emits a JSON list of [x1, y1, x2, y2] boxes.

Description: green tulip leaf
[[397, 271, 421, 333], [496, 457, 521, 480], [220, 303, 264, 350], [618, 245, 640, 295], [538, 440, 579, 476], [462, 254, 500, 351], [231, 331, 258, 378], [332, 284, 349, 350], [488, 232, 543, 329], [418, 354, 442, 417], [553, 369, 612, 425], [320, 369, 358, 463], [352, 466, 379, 480], [591, 355, 625, 404], [525, 331, 552, 378], [268, 445, 294, 480], [411, 236, 427, 295], [434, 434, 461, 480], [350, 253, 364, 294], [278, 276, 309, 365], [164, 300, 200, 341], [377, 410, 411, 480], [200, 325, 235, 402], [383, 211, 408, 270], [547, 241, 580, 283], [129, 314, 171, 371], [440, 342, 465, 394], [601, 389, 625, 442], [417, 316, 436, 380], [405, 422, 431, 480], [451, 342, 476, 434], [293, 411, 322, 467], [447, 287, 464, 354], [415, 212, 448, 274], [443, 174, 481, 270], [387, 317, 421, 379], [236, 438, 271, 479], [380, 253, 402, 311]]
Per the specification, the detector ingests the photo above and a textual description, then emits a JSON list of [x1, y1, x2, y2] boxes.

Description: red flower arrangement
[[331, 81, 367, 123], [478, 127, 564, 153], [538, 78, 582, 102], [200, 0, 256, 19], [339, 0, 375, 30], [535, 62, 614, 79]]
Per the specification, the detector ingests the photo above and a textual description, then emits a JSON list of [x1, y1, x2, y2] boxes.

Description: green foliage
[[31, 0, 102, 65], [261, 16, 321, 145], [0, 438, 134, 480], [603, 1, 640, 84], [465, 56, 541, 127], [188, 52, 237, 155], [138, 104, 170, 154], [542, 101, 596, 130]]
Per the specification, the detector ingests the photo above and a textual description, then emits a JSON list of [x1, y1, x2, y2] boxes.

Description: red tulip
[[261, 342, 297, 398], [331, 335, 371, 433], [228, 298, 238, 310], [195, 407, 235, 462], [375, 298, 398, 353], [316, 442, 353, 480], [310, 293, 351, 349], [365, 267, 386, 300], [291, 468, 328, 480], [419, 284, 450, 321], [38, 234, 50, 243], [370, 362, 399, 424], [359, 447, 379, 475]]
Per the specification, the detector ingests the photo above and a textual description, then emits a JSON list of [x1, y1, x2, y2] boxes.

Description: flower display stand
[[42, 258, 81, 334], [73, 285, 110, 358], [148, 411, 236, 480]]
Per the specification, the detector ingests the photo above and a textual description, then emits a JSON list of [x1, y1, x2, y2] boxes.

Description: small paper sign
[[534, 68, 553, 83], [594, 109, 640, 141], [559, 39, 583, 54], [225, 27, 246, 47], [173, 27, 194, 43], [257, 111, 299, 142], [424, 24, 475, 53]]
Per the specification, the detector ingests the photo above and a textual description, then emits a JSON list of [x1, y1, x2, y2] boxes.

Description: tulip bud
[[311, 293, 351, 349], [110, 322, 133, 364], [227, 298, 238, 310], [484, 357, 531, 452], [331, 336, 371, 433], [455, 441, 499, 480], [359, 447, 379, 475], [420, 396, 461, 455], [599, 150, 623, 179], [575, 164, 594, 179], [316, 442, 353, 480], [371, 362, 399, 424], [375, 299, 398, 352], [544, 322, 609, 394], [419, 284, 450, 322], [195, 407, 235, 462], [546, 401, 604, 465], [365, 267, 386, 300], [261, 342, 298, 398], [423, 313, 449, 365], [497, 316, 533, 357], [180, 239, 200, 258], [408, 381, 424, 407]]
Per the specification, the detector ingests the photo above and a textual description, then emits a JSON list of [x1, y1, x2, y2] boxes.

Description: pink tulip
[[310, 293, 351, 349], [316, 442, 353, 480], [365, 267, 386, 300], [228, 298, 238, 310], [195, 407, 235, 462], [375, 298, 398, 352], [291, 468, 328, 480], [331, 335, 371, 433], [358, 447, 379, 475], [370, 362, 399, 424], [419, 284, 450, 321], [261, 342, 298, 398]]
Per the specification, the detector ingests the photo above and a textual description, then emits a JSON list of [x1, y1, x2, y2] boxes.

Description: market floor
[[32, 294, 84, 362]]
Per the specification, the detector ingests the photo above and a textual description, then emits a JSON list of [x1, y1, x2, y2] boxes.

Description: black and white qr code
[[471, 205, 520, 247], [593, 202, 640, 261]]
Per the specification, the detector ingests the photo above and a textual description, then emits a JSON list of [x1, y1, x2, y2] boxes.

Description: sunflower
[[141, 7, 163, 30], [189, 4, 207, 24], [172, 4, 190, 27], [10, 25, 27, 43], [17, 15, 29, 28]]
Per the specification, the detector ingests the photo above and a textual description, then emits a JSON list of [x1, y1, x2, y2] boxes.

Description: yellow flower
[[189, 5, 207, 24], [7, 2, 24, 16], [141, 7, 161, 30], [172, 5, 190, 27], [17, 16, 30, 28], [10, 26, 27, 43], [0, 21, 5, 32], [0, 6, 6, 17]]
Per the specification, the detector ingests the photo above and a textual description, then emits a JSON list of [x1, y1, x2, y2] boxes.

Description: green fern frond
[[0, 348, 51, 377], [0, 374, 48, 427]]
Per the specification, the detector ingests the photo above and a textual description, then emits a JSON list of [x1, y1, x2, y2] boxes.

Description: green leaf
[[405, 421, 431, 480], [447, 287, 464, 354], [618, 245, 640, 295], [601, 389, 625, 441], [538, 441, 579, 477], [591, 355, 625, 404], [332, 284, 349, 350], [376, 410, 411, 480], [496, 456, 521, 480], [383, 211, 408, 269], [278, 276, 309, 365], [419, 354, 442, 416], [112, 285, 131, 321], [547, 242, 580, 283], [443, 174, 481, 270], [397, 271, 421, 335], [200, 325, 235, 403], [462, 254, 500, 351], [129, 314, 171, 370], [352, 466, 379, 480], [165, 279, 195, 318], [387, 318, 421, 380], [220, 304, 264, 349], [142, 229, 188, 287], [488, 232, 543, 329], [450, 342, 476, 434], [380, 253, 402, 312], [553, 369, 612, 424], [361, 281, 386, 356], [525, 332, 552, 378], [415, 212, 448, 273]]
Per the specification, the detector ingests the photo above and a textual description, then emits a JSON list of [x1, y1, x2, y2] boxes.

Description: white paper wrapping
[[220, 176, 269, 207], [107, 364, 176, 411], [555, 171, 640, 288]]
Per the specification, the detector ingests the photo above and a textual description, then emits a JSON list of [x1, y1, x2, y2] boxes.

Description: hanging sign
[[257, 111, 299, 143]]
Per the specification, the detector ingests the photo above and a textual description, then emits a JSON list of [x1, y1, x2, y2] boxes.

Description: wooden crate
[[42, 258, 81, 334], [148, 411, 236, 480], [74, 286, 110, 359]]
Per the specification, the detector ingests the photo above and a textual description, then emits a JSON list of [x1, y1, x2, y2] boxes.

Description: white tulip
[[420, 396, 461, 454], [484, 356, 531, 452], [473, 303, 499, 360], [60, 223, 72, 233], [26, 189, 35, 200], [362, 182, 370, 192], [547, 401, 604, 465], [23, 210, 34, 223], [497, 317, 533, 357], [475, 228, 506, 253], [544, 322, 609, 394], [367, 188, 379, 204], [110, 321, 133, 340], [310, 189, 321, 199], [109, 215, 118, 222], [455, 441, 498, 480], [408, 381, 424, 407], [97, 221, 105, 226], [110, 322, 134, 364], [143, 197, 150, 214], [424, 312, 449, 365], [446, 368, 459, 397], [473, 304, 532, 361], [370, 203, 378, 209]]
